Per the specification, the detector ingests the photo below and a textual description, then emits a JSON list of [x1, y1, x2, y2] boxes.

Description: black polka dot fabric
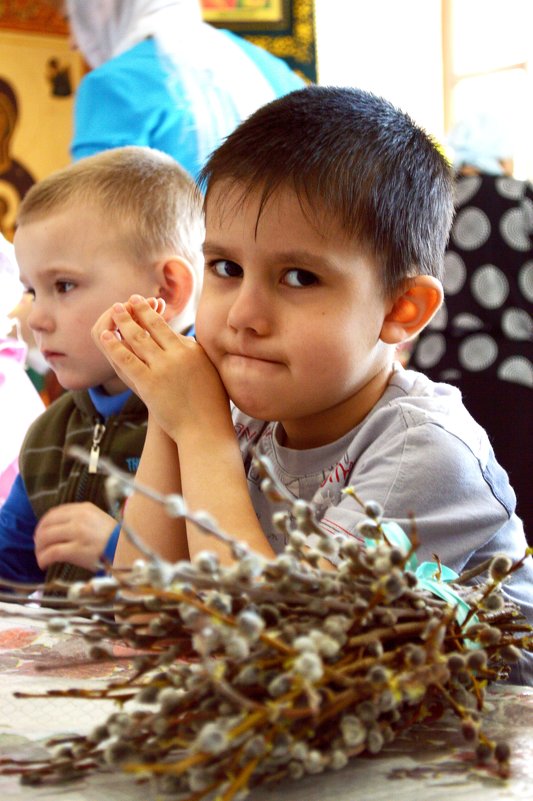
[[410, 173, 532, 537]]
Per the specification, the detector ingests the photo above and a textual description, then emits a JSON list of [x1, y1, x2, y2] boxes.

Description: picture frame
[[201, 0, 290, 32], [203, 1, 316, 84]]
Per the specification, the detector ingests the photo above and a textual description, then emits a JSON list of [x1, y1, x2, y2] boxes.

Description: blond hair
[[17, 146, 204, 279]]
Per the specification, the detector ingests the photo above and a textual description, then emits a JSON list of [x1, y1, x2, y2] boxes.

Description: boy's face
[[196, 183, 394, 449], [15, 203, 162, 395]]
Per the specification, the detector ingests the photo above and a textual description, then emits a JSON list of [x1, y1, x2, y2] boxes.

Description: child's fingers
[[91, 306, 120, 342], [110, 303, 159, 359], [123, 295, 164, 314], [91, 296, 164, 350], [34, 518, 69, 567], [142, 296, 166, 315], [120, 295, 179, 350], [98, 324, 149, 376], [98, 309, 173, 396]]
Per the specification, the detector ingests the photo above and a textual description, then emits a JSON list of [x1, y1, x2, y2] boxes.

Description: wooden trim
[[0, 1, 67, 35], [441, 0, 453, 133]]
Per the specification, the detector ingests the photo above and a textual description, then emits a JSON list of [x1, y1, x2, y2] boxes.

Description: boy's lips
[[226, 350, 282, 365], [223, 352, 287, 380], [42, 349, 66, 361]]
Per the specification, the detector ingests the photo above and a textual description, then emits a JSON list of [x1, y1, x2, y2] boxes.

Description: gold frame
[[201, 0, 290, 31]]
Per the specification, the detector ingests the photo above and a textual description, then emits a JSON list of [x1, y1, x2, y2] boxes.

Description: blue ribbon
[[366, 521, 479, 646]]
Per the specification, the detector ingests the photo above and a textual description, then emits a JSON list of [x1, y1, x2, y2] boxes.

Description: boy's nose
[[226, 282, 271, 335], [27, 301, 54, 333]]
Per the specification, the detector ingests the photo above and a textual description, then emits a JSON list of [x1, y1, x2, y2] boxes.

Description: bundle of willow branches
[[0, 449, 532, 798]]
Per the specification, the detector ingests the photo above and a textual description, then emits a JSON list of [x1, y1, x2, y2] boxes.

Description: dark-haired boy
[[94, 87, 533, 683]]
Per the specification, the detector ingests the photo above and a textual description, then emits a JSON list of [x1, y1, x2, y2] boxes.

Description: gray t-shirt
[[233, 363, 533, 684]]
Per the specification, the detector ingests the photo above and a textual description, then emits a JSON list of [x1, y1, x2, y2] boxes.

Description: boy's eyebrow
[[269, 249, 340, 271], [19, 265, 84, 284], [202, 241, 233, 256], [202, 241, 341, 272]]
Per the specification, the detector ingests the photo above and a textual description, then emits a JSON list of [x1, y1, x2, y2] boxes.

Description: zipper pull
[[88, 421, 106, 474]]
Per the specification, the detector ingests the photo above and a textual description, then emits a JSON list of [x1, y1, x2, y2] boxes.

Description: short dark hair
[[199, 86, 453, 296]]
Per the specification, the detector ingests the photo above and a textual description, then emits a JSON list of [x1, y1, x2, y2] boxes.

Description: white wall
[[314, 0, 445, 142]]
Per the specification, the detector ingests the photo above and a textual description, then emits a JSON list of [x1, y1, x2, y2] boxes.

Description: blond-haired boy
[[0, 146, 203, 585]]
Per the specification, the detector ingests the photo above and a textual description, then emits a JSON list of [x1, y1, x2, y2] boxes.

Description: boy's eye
[[56, 280, 76, 293], [24, 287, 35, 299], [283, 269, 318, 288], [211, 259, 243, 279]]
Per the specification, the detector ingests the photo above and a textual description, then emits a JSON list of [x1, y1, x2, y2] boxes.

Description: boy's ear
[[156, 257, 195, 320], [380, 275, 443, 344]]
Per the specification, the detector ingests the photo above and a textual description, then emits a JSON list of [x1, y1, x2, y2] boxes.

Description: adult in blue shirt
[[66, 0, 306, 177]]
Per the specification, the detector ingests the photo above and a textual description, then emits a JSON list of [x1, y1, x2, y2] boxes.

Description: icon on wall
[[0, 76, 35, 240]]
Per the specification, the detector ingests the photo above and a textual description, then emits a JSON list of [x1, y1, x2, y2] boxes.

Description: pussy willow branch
[[68, 445, 246, 556]]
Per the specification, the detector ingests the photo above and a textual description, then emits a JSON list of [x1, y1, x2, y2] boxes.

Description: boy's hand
[[92, 295, 230, 440], [34, 502, 116, 572], [90, 296, 165, 392]]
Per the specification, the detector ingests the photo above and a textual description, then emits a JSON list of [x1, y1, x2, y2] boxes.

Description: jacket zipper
[[88, 420, 106, 474]]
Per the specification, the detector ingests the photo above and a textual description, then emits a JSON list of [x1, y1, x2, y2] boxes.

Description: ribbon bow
[[367, 521, 479, 644]]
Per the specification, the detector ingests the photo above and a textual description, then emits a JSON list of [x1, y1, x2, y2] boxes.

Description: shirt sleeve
[[102, 523, 121, 565], [0, 473, 43, 584], [317, 411, 533, 682], [319, 413, 518, 573]]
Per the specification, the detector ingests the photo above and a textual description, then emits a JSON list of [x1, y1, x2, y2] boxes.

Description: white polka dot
[[428, 304, 448, 331], [501, 308, 532, 340], [500, 207, 530, 251], [496, 177, 523, 200], [459, 334, 498, 371], [414, 333, 446, 368], [497, 356, 533, 388], [443, 252, 466, 294], [471, 265, 509, 309], [518, 261, 533, 302], [455, 176, 481, 205], [452, 207, 491, 250], [452, 313, 483, 332]]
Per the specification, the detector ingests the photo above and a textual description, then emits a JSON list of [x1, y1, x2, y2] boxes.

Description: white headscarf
[[0, 234, 23, 337], [66, 0, 202, 68], [66, 0, 277, 165], [448, 112, 515, 175]]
